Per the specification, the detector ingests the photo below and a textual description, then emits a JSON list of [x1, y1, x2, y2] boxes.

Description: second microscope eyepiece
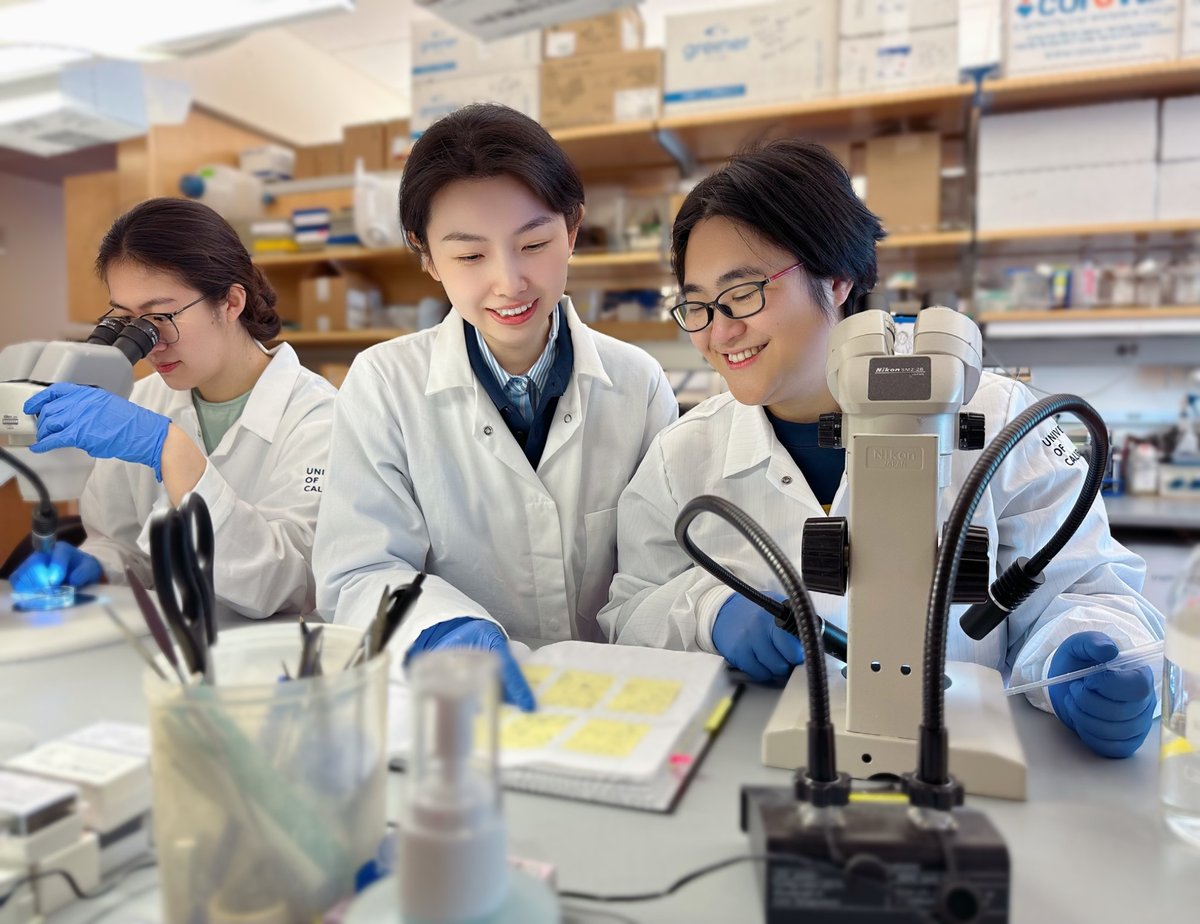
[[111, 317, 160, 365], [85, 316, 129, 346]]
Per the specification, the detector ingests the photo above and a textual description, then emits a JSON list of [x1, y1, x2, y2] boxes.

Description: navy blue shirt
[[766, 411, 846, 509], [464, 305, 574, 469]]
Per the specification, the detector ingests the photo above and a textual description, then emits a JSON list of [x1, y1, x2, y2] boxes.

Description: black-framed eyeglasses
[[670, 262, 803, 332], [98, 294, 207, 345]]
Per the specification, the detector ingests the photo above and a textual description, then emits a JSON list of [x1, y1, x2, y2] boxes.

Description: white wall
[[0, 172, 67, 348]]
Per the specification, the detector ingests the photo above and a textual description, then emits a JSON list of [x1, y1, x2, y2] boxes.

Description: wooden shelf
[[254, 246, 414, 267], [552, 120, 670, 172], [880, 230, 972, 251], [977, 220, 1200, 244], [571, 250, 666, 268], [984, 60, 1200, 112], [978, 306, 1200, 325], [276, 328, 409, 347]]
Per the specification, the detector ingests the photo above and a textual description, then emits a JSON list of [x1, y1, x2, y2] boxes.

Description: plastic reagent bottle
[[1162, 546, 1200, 847]]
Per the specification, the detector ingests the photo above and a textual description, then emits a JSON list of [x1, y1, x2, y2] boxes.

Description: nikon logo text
[[865, 447, 923, 470]]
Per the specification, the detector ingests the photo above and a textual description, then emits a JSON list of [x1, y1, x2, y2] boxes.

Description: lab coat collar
[[722, 401, 776, 478], [159, 341, 300, 446], [424, 296, 609, 397]]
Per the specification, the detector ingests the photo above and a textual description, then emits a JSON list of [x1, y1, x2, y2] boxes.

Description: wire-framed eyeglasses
[[670, 262, 803, 333], [97, 294, 207, 345]]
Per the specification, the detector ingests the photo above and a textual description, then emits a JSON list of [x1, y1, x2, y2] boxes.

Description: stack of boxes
[[838, 0, 959, 94], [0, 723, 152, 921], [1003, 0, 1182, 77], [409, 19, 541, 139], [1158, 95, 1200, 222], [661, 1, 837, 118], [540, 8, 661, 130], [977, 100, 1158, 231]]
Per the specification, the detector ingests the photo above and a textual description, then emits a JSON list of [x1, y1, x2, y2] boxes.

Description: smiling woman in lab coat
[[313, 105, 678, 708], [14, 198, 335, 620], [599, 140, 1164, 759]]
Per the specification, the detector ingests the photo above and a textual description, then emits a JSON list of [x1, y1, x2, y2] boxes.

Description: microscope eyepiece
[[111, 317, 160, 365], [85, 316, 129, 346]]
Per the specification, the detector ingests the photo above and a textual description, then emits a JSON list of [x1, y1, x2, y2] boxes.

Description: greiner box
[[838, 23, 958, 94], [541, 49, 661, 129], [1159, 95, 1200, 221], [410, 68, 540, 137], [1004, 0, 1181, 77], [978, 161, 1157, 230], [411, 19, 540, 83], [662, 0, 837, 118], [1186, 0, 1200, 56], [840, 0, 957, 37]]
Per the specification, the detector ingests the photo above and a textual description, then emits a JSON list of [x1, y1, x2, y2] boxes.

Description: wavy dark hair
[[97, 197, 281, 341]]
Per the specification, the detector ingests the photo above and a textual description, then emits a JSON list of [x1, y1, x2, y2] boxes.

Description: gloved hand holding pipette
[[1044, 631, 1157, 760], [408, 618, 536, 712], [11, 540, 102, 592]]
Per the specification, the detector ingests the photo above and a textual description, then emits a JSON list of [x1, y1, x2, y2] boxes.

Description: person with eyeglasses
[[598, 140, 1163, 759], [13, 197, 336, 621]]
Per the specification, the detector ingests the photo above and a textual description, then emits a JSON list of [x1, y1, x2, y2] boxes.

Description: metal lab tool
[[1005, 640, 1164, 696], [149, 492, 216, 681], [126, 566, 187, 684]]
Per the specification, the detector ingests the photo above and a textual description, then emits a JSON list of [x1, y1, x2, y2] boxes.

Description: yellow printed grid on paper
[[563, 718, 650, 758], [500, 713, 575, 750], [540, 670, 614, 709], [520, 664, 554, 690], [607, 678, 683, 716]]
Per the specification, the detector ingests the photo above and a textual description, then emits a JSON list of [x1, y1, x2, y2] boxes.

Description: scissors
[[150, 492, 216, 680]]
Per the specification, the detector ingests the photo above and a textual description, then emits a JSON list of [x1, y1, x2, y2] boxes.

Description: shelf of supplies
[[978, 306, 1200, 339], [976, 220, 1200, 246], [276, 328, 409, 347], [253, 246, 414, 267], [983, 60, 1200, 111]]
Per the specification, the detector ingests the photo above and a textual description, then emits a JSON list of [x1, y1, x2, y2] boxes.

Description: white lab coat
[[80, 342, 336, 621], [314, 298, 679, 652], [598, 372, 1164, 712]]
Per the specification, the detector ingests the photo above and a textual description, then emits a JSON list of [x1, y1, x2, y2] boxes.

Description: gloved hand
[[712, 592, 805, 683], [409, 617, 536, 711], [24, 383, 171, 481], [11, 541, 102, 592], [1048, 630, 1156, 759]]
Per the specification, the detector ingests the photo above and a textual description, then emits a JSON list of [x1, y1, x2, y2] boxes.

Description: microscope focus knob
[[818, 412, 843, 448], [958, 412, 986, 451], [950, 524, 991, 604], [802, 517, 849, 596]]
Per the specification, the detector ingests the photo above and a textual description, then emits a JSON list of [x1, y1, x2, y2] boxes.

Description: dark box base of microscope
[[742, 786, 1010, 923]]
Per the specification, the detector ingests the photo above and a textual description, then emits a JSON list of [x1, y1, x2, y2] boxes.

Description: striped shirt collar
[[472, 303, 561, 402]]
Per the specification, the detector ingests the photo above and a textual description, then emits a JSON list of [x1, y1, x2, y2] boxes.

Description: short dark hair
[[399, 103, 585, 253], [671, 139, 886, 317], [96, 197, 281, 341]]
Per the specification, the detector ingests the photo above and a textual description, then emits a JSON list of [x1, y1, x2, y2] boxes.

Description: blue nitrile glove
[[24, 383, 171, 481], [11, 541, 102, 592], [409, 617, 536, 712], [711, 592, 805, 684], [1048, 630, 1156, 759]]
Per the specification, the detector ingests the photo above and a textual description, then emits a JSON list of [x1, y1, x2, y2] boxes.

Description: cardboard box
[[1004, 0, 1180, 77], [865, 133, 942, 235], [1157, 160, 1200, 220], [838, 23, 958, 94], [840, 0, 957, 38], [543, 7, 642, 58], [541, 49, 661, 129], [299, 269, 383, 332], [343, 121, 387, 172], [663, 0, 837, 117], [410, 68, 540, 138], [1186, 0, 1200, 56], [294, 142, 344, 179], [978, 162, 1156, 231], [411, 19, 540, 83], [384, 118, 410, 163], [979, 100, 1158, 175], [1162, 95, 1200, 161]]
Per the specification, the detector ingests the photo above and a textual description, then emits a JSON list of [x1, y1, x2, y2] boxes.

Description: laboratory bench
[[2, 621, 1198, 923]]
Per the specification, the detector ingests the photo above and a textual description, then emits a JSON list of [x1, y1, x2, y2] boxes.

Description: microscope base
[[763, 661, 1027, 800]]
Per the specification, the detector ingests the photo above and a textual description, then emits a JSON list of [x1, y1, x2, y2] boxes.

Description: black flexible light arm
[[675, 495, 838, 784], [0, 447, 57, 555]]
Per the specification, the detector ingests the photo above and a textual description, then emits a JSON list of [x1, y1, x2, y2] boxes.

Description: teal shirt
[[191, 389, 253, 453]]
